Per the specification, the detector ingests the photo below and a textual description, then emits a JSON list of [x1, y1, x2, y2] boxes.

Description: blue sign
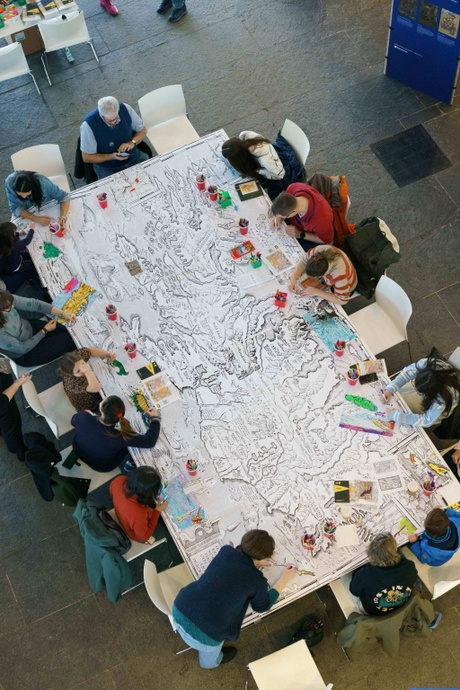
[[385, 0, 460, 104]]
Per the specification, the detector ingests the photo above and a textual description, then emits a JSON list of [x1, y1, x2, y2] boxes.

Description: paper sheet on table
[[439, 481, 460, 506], [335, 525, 360, 548]]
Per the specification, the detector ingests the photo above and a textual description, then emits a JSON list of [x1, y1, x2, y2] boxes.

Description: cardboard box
[[12, 23, 44, 54]]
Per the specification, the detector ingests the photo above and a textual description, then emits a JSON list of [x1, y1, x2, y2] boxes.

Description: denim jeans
[[174, 622, 223, 669], [94, 147, 149, 180]]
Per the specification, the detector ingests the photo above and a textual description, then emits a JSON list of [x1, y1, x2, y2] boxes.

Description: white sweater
[[239, 130, 285, 180]]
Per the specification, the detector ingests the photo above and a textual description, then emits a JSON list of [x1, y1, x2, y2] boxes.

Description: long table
[[26, 130, 460, 624]]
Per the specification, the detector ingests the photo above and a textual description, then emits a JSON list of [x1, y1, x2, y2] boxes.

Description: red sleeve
[[306, 195, 334, 243], [131, 507, 160, 542]]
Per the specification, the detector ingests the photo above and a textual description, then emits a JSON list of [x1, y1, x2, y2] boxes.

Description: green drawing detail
[[345, 394, 377, 411], [110, 359, 129, 376], [42, 242, 62, 259]]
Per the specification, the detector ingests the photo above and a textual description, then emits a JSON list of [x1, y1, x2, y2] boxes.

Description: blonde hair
[[367, 532, 401, 568]]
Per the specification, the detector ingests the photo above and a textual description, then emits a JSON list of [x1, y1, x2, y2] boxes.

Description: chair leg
[[29, 71, 41, 96], [88, 40, 100, 64], [407, 339, 413, 365], [41, 51, 52, 86], [68, 173, 76, 190]]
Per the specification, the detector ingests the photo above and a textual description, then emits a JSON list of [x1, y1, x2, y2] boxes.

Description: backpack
[[291, 615, 324, 648], [98, 509, 131, 551]]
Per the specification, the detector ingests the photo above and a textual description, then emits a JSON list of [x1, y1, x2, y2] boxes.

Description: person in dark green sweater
[[172, 529, 296, 668]]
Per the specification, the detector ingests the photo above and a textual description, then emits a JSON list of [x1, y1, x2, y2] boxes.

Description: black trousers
[[0, 372, 26, 461], [13, 319, 75, 367]]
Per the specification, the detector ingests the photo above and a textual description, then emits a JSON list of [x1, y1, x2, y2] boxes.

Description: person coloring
[[271, 182, 334, 251], [408, 507, 460, 567], [172, 529, 296, 668], [56, 348, 115, 413], [221, 130, 306, 200], [71, 395, 161, 473], [289, 245, 357, 304], [0, 369, 30, 462], [0, 290, 76, 366], [349, 532, 417, 616], [110, 466, 168, 543], [5, 171, 70, 233], [0, 221, 45, 295]]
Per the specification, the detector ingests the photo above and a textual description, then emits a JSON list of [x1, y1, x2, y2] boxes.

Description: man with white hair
[[80, 97, 148, 180]]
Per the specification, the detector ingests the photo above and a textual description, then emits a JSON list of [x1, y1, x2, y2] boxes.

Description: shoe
[[63, 47, 74, 63], [220, 647, 237, 665], [428, 611, 442, 630], [168, 5, 187, 22], [157, 0, 172, 14], [123, 457, 137, 473], [100, 0, 119, 16]]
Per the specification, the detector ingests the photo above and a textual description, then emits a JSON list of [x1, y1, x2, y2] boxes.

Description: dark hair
[[56, 350, 84, 378], [123, 466, 162, 507], [0, 222, 17, 258], [100, 395, 137, 440], [237, 529, 275, 560], [13, 171, 43, 209], [424, 508, 449, 538], [271, 192, 298, 218], [221, 136, 271, 181], [305, 247, 339, 277], [0, 290, 14, 329], [414, 355, 460, 416]]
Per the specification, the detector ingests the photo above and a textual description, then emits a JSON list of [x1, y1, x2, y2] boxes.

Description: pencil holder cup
[[97, 193, 108, 209], [196, 175, 206, 191], [274, 292, 287, 308], [301, 533, 316, 551], [105, 305, 118, 321], [422, 478, 435, 497], [125, 342, 137, 359]]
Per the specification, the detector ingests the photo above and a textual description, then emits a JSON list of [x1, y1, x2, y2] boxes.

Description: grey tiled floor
[[1, 1, 460, 689]]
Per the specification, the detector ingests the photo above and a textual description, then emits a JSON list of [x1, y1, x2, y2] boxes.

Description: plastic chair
[[448, 346, 460, 370], [348, 275, 413, 355], [0, 43, 41, 96], [21, 379, 75, 439], [11, 144, 70, 193], [143, 559, 194, 630], [0, 353, 48, 379], [56, 446, 121, 492], [38, 12, 99, 86], [402, 546, 460, 600], [329, 573, 361, 619], [248, 640, 331, 690], [107, 508, 167, 563], [138, 85, 200, 155], [280, 118, 310, 167]]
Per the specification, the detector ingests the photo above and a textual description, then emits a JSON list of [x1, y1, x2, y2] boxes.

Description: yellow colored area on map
[[56, 283, 96, 323], [398, 517, 417, 535]]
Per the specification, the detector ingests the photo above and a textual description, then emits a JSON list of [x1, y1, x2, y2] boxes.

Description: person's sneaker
[[100, 0, 119, 16], [428, 611, 443, 630], [168, 5, 187, 22], [157, 0, 172, 14], [123, 457, 137, 473], [220, 647, 237, 665]]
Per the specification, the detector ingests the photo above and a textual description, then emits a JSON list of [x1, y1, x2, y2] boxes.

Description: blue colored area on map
[[303, 312, 356, 352], [163, 476, 205, 531]]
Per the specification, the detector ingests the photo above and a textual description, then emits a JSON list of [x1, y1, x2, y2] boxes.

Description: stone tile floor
[[1, 0, 460, 688]]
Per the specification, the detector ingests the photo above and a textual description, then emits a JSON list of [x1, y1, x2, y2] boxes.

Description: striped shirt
[[385, 358, 460, 427], [297, 245, 357, 303]]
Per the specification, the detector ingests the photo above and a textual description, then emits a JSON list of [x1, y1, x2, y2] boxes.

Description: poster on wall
[[385, 0, 460, 104]]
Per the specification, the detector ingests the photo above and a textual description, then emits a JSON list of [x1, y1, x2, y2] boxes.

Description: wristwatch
[[131, 138, 136, 146], [41, 327, 47, 335], [299, 230, 306, 241]]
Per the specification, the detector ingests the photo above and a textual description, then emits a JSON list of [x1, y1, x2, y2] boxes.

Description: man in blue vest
[[80, 97, 148, 180]]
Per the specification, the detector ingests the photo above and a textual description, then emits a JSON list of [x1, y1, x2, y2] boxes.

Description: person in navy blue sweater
[[172, 530, 296, 668], [408, 507, 460, 566], [0, 222, 44, 294], [71, 395, 161, 473]]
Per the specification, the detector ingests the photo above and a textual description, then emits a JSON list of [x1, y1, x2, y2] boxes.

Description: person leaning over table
[[0, 290, 76, 366], [56, 348, 115, 413], [80, 96, 148, 180], [71, 395, 161, 473], [289, 245, 358, 305], [5, 171, 70, 234], [0, 368, 31, 462], [110, 466, 168, 543], [172, 529, 296, 669]]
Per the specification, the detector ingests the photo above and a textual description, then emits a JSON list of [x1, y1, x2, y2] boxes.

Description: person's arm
[[0, 373, 32, 401], [251, 567, 296, 613], [87, 347, 115, 360], [80, 121, 127, 165], [58, 198, 70, 233], [250, 139, 285, 180], [349, 568, 364, 597], [127, 411, 161, 449], [50, 305, 77, 324], [289, 254, 309, 290], [15, 227, 35, 250], [451, 442, 460, 464], [5, 175, 26, 218], [78, 361, 102, 394], [387, 400, 445, 428], [299, 286, 346, 305], [384, 361, 423, 397], [301, 231, 325, 245], [0, 328, 46, 357]]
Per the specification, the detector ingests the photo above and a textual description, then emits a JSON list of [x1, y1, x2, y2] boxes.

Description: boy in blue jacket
[[409, 507, 460, 566]]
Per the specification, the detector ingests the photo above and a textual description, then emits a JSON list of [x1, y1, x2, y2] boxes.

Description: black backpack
[[98, 509, 131, 551], [291, 615, 324, 648]]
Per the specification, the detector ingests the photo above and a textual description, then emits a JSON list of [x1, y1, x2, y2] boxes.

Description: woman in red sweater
[[110, 466, 168, 543]]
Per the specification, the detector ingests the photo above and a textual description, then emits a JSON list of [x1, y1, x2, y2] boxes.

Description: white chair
[[38, 12, 99, 86], [448, 346, 460, 370], [248, 640, 332, 690], [107, 509, 167, 563], [143, 559, 194, 630], [0, 354, 46, 379], [402, 546, 460, 600], [21, 379, 75, 439], [11, 144, 70, 193], [56, 446, 121, 493], [329, 573, 360, 619], [138, 85, 200, 155], [0, 42, 41, 96], [280, 118, 310, 167], [348, 275, 413, 355]]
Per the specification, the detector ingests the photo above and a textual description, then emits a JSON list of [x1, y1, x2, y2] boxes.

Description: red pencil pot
[[208, 190, 218, 201], [239, 223, 249, 235], [97, 194, 108, 209], [49, 222, 64, 238], [335, 347, 345, 357], [347, 371, 358, 386], [125, 342, 137, 359], [302, 534, 316, 551], [422, 480, 435, 497], [186, 460, 198, 476], [105, 305, 117, 321], [274, 292, 287, 308], [196, 176, 206, 191]]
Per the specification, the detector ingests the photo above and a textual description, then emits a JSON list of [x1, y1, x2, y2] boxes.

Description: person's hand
[[289, 275, 298, 293], [18, 374, 32, 385], [299, 286, 318, 298], [36, 215, 53, 227], [79, 361, 92, 376], [451, 449, 460, 464], [18, 229, 27, 237], [408, 533, 419, 543], [112, 152, 129, 160], [104, 351, 116, 362], [61, 311, 77, 324], [59, 218, 68, 235], [382, 390, 392, 403], [279, 566, 297, 586], [270, 215, 282, 229], [44, 319, 57, 333], [155, 498, 168, 513], [284, 225, 299, 238], [145, 407, 160, 419], [118, 142, 134, 153]]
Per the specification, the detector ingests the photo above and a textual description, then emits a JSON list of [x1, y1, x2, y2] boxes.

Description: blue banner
[[385, 0, 460, 104]]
